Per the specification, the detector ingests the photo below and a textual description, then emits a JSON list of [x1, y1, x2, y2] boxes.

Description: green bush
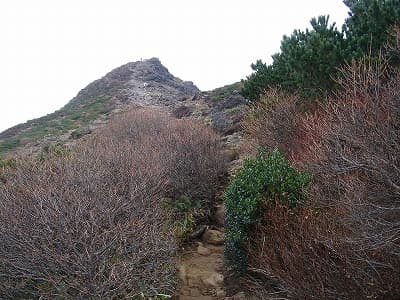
[[224, 149, 311, 273]]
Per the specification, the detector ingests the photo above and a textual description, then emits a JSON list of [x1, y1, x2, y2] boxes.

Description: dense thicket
[[236, 48, 400, 299], [300, 56, 400, 298], [242, 17, 346, 101], [0, 109, 226, 298], [241, 0, 400, 101]]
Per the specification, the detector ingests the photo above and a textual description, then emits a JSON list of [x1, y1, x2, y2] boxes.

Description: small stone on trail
[[190, 288, 201, 296], [189, 224, 208, 240], [216, 287, 226, 297], [202, 272, 224, 287], [197, 242, 212, 256], [180, 287, 191, 296], [202, 229, 225, 245], [179, 265, 187, 284], [232, 291, 246, 300]]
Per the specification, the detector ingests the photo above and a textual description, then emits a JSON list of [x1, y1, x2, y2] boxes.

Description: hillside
[[0, 58, 245, 156], [0, 57, 247, 299], [1, 2, 399, 298]]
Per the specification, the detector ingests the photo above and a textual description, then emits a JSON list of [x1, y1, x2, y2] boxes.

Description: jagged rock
[[1, 57, 248, 159], [189, 225, 207, 240], [202, 229, 224, 245], [172, 105, 194, 118], [70, 128, 91, 140], [222, 133, 243, 149], [216, 90, 246, 110]]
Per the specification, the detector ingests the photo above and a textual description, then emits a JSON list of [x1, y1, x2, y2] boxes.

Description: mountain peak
[[0, 59, 246, 155], [70, 57, 199, 108], [143, 57, 162, 64]]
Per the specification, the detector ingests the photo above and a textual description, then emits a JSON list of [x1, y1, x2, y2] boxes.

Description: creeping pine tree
[[240, 60, 271, 102], [343, 0, 400, 58], [242, 16, 347, 101], [242, 0, 400, 102]]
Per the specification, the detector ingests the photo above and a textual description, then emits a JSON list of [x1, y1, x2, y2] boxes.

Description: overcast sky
[[0, 0, 349, 132]]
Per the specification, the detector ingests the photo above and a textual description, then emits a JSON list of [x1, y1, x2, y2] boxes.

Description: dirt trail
[[176, 133, 244, 300], [176, 208, 226, 300]]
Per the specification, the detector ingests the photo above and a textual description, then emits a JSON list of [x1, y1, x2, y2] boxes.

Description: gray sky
[[0, 0, 349, 132]]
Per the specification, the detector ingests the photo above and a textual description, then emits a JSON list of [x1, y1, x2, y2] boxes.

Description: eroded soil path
[[176, 208, 226, 300], [176, 133, 245, 300]]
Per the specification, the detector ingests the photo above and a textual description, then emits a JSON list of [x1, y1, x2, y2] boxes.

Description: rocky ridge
[[0, 58, 246, 156]]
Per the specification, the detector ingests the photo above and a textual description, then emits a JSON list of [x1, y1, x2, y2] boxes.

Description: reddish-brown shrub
[[0, 109, 227, 298], [247, 202, 360, 299], [299, 55, 400, 298], [242, 88, 303, 159], [242, 52, 399, 298], [104, 109, 227, 201]]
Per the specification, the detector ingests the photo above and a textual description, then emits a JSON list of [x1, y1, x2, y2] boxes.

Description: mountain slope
[[0, 58, 246, 156], [0, 58, 201, 154]]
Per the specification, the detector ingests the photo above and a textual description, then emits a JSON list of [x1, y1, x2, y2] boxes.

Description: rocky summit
[[0, 58, 246, 155], [71, 57, 199, 108]]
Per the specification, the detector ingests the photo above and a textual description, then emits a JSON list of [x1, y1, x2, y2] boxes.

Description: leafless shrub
[[247, 201, 363, 299], [243, 39, 400, 298], [106, 109, 227, 201], [0, 109, 226, 298], [242, 88, 302, 159], [298, 54, 400, 298]]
